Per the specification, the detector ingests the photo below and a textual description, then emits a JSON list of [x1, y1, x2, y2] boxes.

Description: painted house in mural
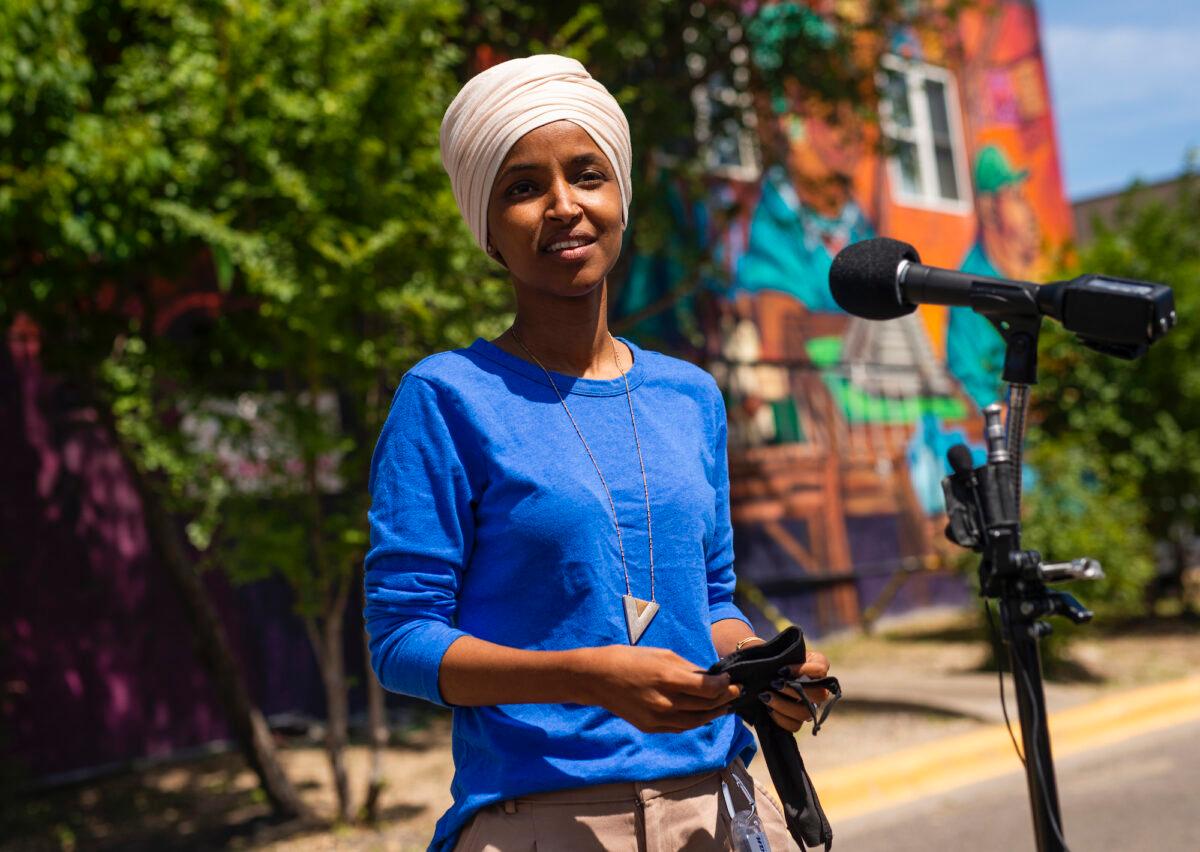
[[617, 0, 1073, 633]]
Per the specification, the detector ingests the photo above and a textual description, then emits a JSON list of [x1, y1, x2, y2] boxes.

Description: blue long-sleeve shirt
[[363, 336, 757, 851]]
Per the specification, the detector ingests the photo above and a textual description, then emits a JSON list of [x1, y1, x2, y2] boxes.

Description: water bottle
[[722, 776, 771, 852], [731, 807, 772, 852]]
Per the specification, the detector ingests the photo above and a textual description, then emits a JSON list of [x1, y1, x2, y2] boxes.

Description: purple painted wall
[[0, 339, 358, 780]]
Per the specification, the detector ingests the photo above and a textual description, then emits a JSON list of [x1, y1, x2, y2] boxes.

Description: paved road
[[832, 718, 1200, 851]]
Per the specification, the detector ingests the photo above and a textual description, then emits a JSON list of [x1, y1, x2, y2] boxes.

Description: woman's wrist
[[440, 636, 605, 706], [559, 646, 604, 705], [734, 635, 766, 652], [712, 618, 761, 658]]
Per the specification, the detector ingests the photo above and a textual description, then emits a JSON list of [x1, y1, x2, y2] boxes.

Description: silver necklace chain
[[510, 328, 656, 602]]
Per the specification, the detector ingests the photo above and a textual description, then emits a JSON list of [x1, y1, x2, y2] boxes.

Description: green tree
[[148, 0, 512, 819], [2, 0, 310, 819], [1032, 168, 1200, 615], [1018, 441, 1156, 669], [2, 0, 507, 823]]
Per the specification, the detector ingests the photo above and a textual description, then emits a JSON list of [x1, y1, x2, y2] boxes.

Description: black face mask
[[708, 626, 843, 851]]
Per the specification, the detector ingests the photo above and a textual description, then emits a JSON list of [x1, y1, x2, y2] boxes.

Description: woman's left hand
[[759, 650, 831, 733]]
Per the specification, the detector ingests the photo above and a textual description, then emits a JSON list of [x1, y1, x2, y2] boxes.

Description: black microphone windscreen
[[829, 238, 921, 320], [947, 444, 975, 476]]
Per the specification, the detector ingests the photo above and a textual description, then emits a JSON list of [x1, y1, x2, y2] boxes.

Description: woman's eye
[[506, 181, 535, 197], [578, 171, 605, 185]]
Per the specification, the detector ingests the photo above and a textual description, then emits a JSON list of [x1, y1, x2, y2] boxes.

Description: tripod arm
[[1015, 589, 1095, 625], [1039, 558, 1105, 583]]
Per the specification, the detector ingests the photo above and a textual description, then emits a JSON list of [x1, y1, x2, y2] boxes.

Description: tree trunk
[[361, 599, 389, 822], [357, 357, 391, 823], [294, 350, 354, 823], [305, 590, 352, 824], [103, 416, 312, 821]]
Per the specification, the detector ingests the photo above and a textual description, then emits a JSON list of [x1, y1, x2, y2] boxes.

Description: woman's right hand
[[574, 645, 742, 733]]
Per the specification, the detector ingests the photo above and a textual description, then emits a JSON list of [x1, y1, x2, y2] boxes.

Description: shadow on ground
[[2, 751, 292, 851], [1092, 612, 1200, 638], [1, 727, 442, 852]]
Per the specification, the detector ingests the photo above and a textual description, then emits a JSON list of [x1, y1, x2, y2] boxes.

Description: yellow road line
[[813, 675, 1200, 822]]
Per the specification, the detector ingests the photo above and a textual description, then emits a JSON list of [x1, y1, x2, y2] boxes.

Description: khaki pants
[[453, 759, 800, 852]]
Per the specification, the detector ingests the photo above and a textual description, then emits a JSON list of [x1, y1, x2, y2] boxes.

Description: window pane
[[883, 69, 912, 129], [896, 141, 921, 195], [924, 78, 950, 137], [935, 143, 959, 200]]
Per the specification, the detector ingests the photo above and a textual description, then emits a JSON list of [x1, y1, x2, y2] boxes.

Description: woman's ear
[[486, 242, 508, 268]]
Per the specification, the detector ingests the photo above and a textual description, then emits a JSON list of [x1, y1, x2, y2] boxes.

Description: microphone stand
[[830, 235, 1174, 846], [942, 314, 1103, 852]]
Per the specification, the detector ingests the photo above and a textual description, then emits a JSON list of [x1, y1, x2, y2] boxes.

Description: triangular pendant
[[622, 594, 660, 645]]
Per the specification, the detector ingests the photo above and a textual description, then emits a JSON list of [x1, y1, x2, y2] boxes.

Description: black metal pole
[[1001, 598, 1066, 852], [984, 367, 1069, 852]]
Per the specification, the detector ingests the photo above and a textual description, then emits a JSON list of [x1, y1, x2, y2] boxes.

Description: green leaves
[[1023, 442, 1155, 613], [2, 0, 510, 624], [1030, 166, 1200, 611]]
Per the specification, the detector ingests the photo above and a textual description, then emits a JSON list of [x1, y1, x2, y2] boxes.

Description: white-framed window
[[878, 54, 972, 214]]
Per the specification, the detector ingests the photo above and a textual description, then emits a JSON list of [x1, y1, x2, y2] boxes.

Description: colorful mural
[[617, 0, 1073, 632]]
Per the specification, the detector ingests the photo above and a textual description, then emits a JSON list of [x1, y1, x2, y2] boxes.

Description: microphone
[[946, 443, 975, 476], [942, 443, 981, 550], [829, 237, 1176, 358]]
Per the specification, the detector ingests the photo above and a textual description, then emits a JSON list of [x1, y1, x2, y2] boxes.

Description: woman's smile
[[541, 231, 597, 262]]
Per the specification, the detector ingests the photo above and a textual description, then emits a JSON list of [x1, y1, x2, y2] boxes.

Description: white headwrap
[[439, 54, 633, 254]]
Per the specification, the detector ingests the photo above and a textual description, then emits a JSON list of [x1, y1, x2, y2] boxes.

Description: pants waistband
[[501, 761, 741, 813]]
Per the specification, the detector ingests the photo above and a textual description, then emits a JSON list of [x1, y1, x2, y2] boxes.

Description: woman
[[364, 54, 830, 851]]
